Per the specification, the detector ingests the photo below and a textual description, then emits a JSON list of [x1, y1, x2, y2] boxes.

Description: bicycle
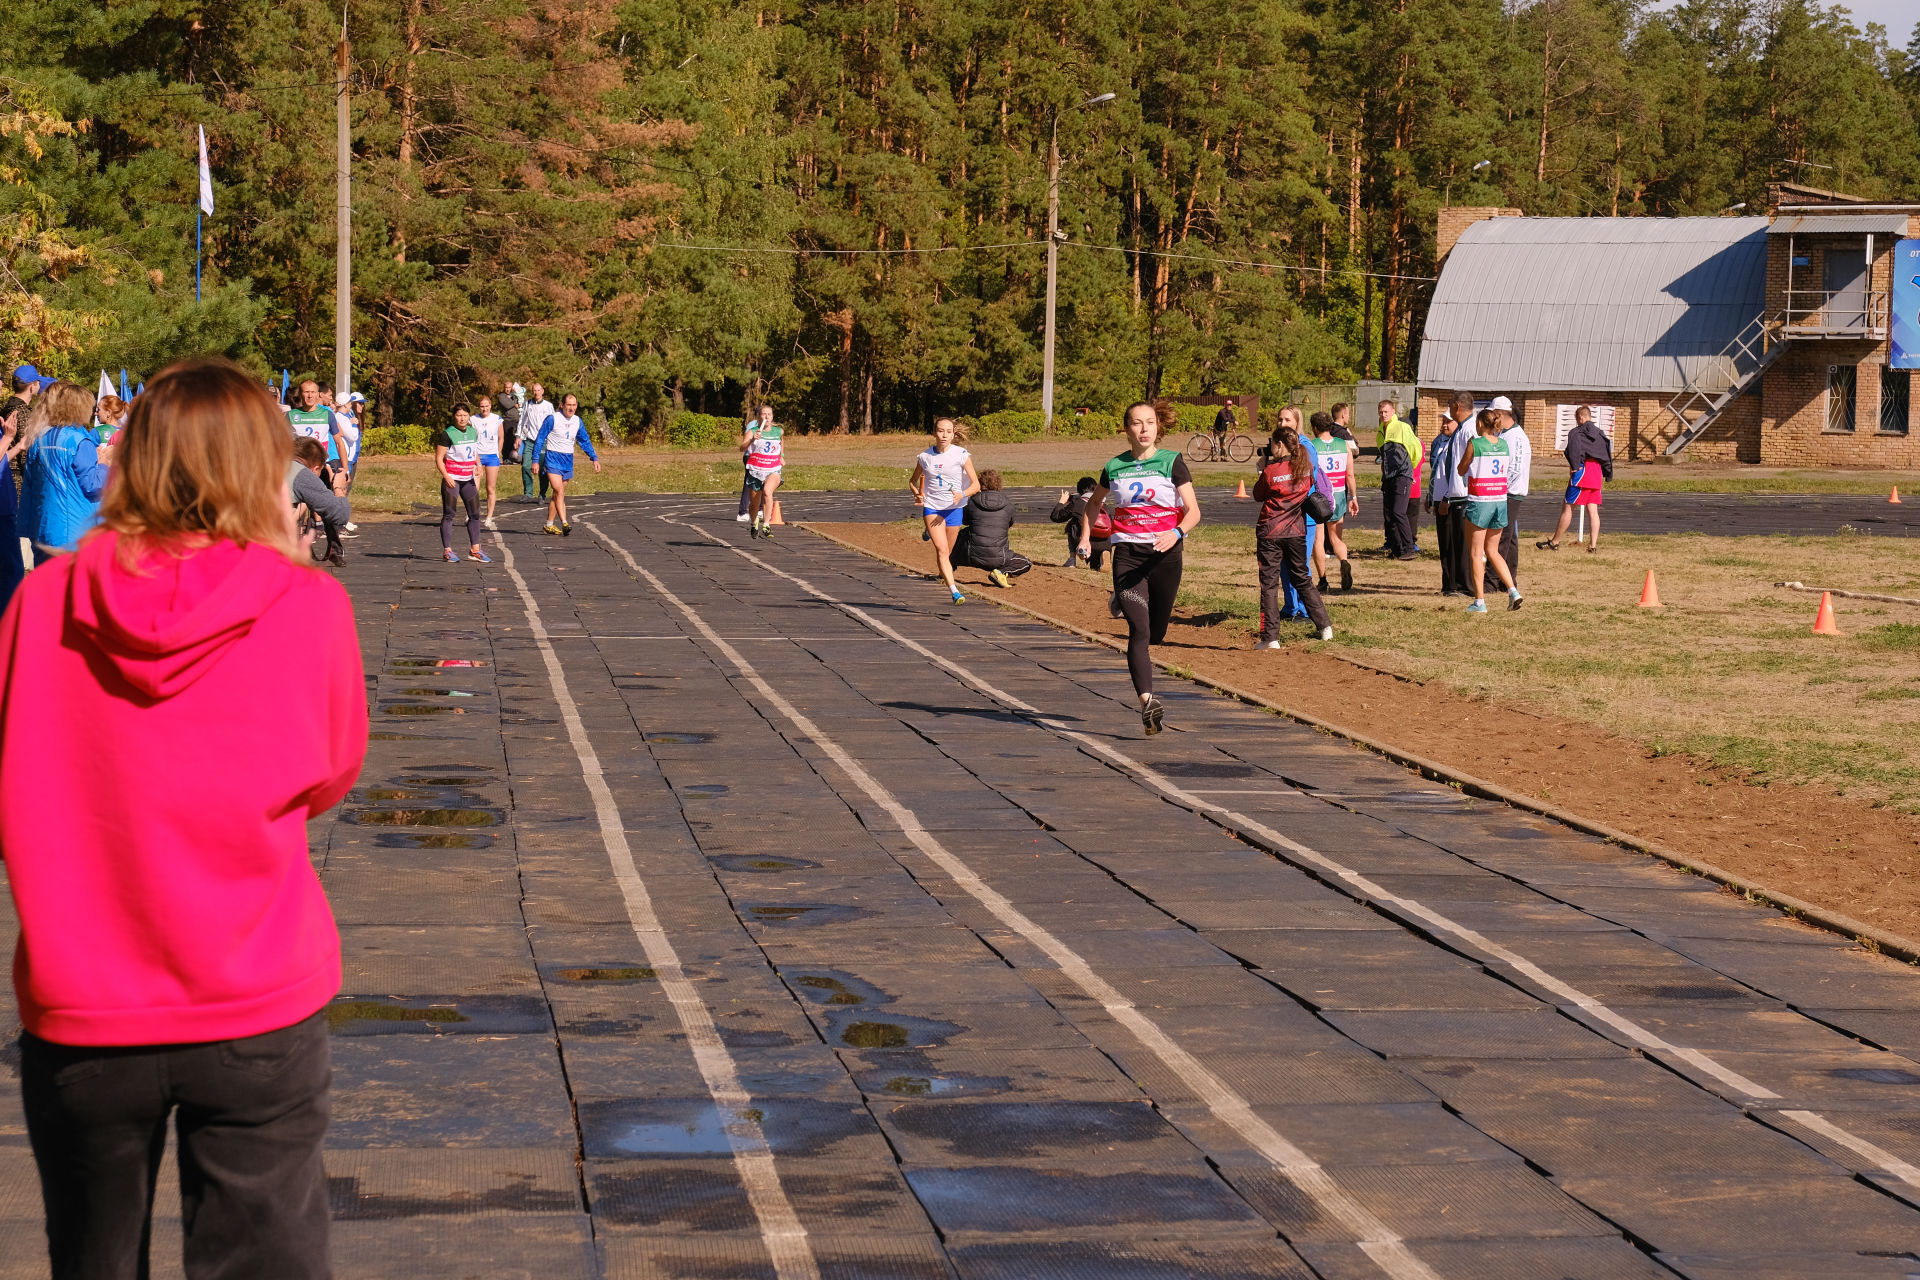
[[293, 503, 332, 564], [1186, 432, 1256, 464]]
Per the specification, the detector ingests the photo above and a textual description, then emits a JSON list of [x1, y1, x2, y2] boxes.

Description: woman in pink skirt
[[1539, 405, 1613, 553]]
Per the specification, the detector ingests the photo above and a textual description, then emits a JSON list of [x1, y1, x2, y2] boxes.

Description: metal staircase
[[1661, 310, 1784, 455]]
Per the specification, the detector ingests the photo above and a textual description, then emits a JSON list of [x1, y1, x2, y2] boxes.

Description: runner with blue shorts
[[533, 393, 600, 535], [908, 417, 980, 604], [1310, 410, 1358, 592], [471, 393, 505, 528]]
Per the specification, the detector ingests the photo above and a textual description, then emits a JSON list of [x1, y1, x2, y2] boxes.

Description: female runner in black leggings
[[1077, 402, 1202, 735]]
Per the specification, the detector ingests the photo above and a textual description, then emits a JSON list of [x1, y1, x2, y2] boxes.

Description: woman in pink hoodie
[[0, 358, 367, 1279]]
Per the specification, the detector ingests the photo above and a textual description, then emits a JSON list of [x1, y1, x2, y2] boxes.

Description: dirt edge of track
[[808, 520, 1920, 952]]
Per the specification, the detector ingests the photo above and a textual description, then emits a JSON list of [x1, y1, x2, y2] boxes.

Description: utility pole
[[1039, 92, 1114, 432], [335, 23, 352, 399], [1041, 113, 1060, 432]]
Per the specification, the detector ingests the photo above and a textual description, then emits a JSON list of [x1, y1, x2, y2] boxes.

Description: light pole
[[334, 18, 352, 400], [1042, 91, 1115, 431], [1444, 158, 1491, 208]]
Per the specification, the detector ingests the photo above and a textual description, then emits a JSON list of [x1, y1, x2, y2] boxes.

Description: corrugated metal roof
[[1418, 217, 1768, 393], [1769, 213, 1913, 235]]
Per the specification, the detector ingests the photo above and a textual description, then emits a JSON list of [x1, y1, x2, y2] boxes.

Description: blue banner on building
[[1895, 238, 1920, 370]]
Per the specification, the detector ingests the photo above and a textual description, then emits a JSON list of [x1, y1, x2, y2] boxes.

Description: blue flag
[[120, 369, 131, 402]]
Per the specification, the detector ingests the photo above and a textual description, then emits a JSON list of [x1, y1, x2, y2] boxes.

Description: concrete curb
[[801, 522, 1920, 967]]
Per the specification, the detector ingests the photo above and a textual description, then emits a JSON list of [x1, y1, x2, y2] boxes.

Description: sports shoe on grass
[[1260, 639, 1281, 650], [1465, 599, 1487, 613], [1317, 626, 1333, 641], [1339, 560, 1353, 591], [1508, 588, 1523, 611]]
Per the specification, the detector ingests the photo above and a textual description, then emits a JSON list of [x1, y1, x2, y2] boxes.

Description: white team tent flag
[[197, 126, 213, 216], [98, 371, 114, 400]]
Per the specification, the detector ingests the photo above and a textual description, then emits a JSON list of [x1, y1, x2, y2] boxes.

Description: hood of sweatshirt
[[969, 489, 1010, 513], [67, 532, 299, 700]]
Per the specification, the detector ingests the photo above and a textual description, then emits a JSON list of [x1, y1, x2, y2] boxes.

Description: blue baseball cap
[[12, 364, 42, 389]]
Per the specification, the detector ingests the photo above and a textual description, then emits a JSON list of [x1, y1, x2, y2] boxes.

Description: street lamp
[[1444, 159, 1491, 208], [1042, 91, 1116, 430]]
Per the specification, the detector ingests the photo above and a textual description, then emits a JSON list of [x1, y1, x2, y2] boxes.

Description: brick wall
[[1762, 341, 1920, 467], [1436, 207, 1523, 269]]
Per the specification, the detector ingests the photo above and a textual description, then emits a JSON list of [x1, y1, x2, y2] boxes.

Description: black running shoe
[[1108, 592, 1122, 619], [561, 523, 572, 536], [1316, 575, 1330, 593], [1340, 560, 1353, 591], [1141, 695, 1165, 736]]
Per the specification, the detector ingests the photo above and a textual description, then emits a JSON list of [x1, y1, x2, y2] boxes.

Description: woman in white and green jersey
[[1310, 410, 1358, 592], [1455, 409, 1522, 613], [1077, 402, 1202, 736]]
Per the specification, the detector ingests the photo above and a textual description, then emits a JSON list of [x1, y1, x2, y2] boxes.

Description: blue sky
[[1648, 0, 1914, 45]]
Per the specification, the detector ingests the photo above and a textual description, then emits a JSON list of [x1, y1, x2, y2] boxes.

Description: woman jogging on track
[[909, 417, 980, 603], [433, 406, 491, 564], [1078, 402, 1201, 736], [534, 393, 601, 535], [1457, 408, 1522, 613], [741, 408, 785, 538], [1309, 410, 1358, 592]]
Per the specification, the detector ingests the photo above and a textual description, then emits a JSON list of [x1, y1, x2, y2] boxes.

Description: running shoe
[[951, 590, 966, 604], [1108, 592, 1122, 619], [561, 523, 572, 537], [1508, 589, 1524, 611], [1061, 555, 1077, 567], [483, 517, 497, 531], [736, 513, 751, 523], [1260, 639, 1281, 650], [344, 521, 358, 533], [760, 523, 774, 540], [1465, 599, 1487, 613], [1317, 575, 1330, 593], [1141, 694, 1165, 736], [988, 569, 1010, 589], [443, 549, 460, 562], [1340, 560, 1353, 591], [325, 548, 345, 567], [470, 549, 493, 564], [1317, 626, 1334, 641], [542, 523, 563, 536], [921, 528, 932, 542]]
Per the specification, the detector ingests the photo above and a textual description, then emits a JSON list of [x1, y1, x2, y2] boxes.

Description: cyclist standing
[[1210, 403, 1237, 460]]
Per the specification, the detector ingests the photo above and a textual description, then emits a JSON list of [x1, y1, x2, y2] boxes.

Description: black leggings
[[442, 478, 482, 549], [1111, 541, 1182, 696]]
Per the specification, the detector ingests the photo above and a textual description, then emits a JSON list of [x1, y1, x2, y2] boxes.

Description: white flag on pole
[[98, 371, 114, 400], [197, 126, 214, 216]]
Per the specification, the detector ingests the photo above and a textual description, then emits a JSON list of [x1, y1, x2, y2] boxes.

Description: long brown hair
[[97, 358, 299, 559], [1268, 422, 1312, 480]]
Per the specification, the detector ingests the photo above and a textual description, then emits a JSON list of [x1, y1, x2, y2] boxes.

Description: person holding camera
[[1252, 408, 1333, 647]]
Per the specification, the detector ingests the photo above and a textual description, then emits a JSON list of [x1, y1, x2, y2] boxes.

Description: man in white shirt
[[517, 381, 553, 502], [1486, 395, 1531, 590]]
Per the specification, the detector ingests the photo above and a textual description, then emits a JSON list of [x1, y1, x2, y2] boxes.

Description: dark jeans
[[1257, 536, 1330, 638], [1382, 478, 1414, 556], [1484, 494, 1522, 592], [738, 471, 753, 517], [22, 1010, 332, 1280], [1112, 541, 1183, 696], [442, 478, 482, 549], [1433, 501, 1469, 594], [952, 531, 1032, 577]]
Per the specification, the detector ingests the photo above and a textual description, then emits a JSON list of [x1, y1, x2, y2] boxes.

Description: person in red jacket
[[1252, 411, 1334, 647], [0, 357, 367, 1280]]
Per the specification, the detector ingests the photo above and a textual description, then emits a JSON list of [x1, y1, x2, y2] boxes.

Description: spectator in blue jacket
[[1425, 393, 1475, 596], [17, 382, 110, 564]]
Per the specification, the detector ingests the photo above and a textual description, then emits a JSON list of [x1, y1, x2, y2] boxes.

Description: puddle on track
[[554, 967, 658, 982], [708, 855, 821, 874], [348, 808, 501, 828], [372, 832, 492, 850], [645, 731, 715, 745], [740, 903, 866, 927], [828, 1010, 963, 1050]]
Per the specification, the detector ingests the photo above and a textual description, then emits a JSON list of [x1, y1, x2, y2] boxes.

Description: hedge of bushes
[[662, 411, 741, 450], [359, 425, 435, 456]]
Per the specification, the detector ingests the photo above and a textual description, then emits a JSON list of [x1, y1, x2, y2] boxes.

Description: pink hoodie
[[0, 531, 366, 1045]]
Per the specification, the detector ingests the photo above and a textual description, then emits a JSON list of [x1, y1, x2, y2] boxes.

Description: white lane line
[[657, 514, 1920, 1197], [583, 518, 1441, 1280], [492, 532, 821, 1280], [1779, 1110, 1920, 1188]]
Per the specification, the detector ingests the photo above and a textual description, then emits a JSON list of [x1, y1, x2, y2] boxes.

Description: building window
[[1883, 369, 1911, 435], [1826, 366, 1857, 433]]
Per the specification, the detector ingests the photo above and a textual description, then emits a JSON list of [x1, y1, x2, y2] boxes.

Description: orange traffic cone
[[1235, 477, 1249, 501], [1891, 487, 1902, 504], [768, 498, 785, 526], [1638, 570, 1662, 608], [1812, 591, 1843, 636]]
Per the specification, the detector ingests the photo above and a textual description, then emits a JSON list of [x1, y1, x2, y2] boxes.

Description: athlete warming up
[[535, 393, 600, 535], [741, 410, 785, 538], [1457, 408, 1522, 613], [471, 393, 506, 529], [909, 417, 981, 603], [1310, 410, 1359, 592], [434, 406, 492, 564], [1079, 402, 1202, 736]]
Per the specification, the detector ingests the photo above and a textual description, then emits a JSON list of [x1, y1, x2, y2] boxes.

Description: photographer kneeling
[[290, 437, 350, 566]]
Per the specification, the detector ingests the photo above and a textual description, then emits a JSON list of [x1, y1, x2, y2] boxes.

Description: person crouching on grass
[[951, 469, 1032, 588], [1253, 417, 1334, 647], [1457, 408, 1522, 613], [0, 356, 367, 1280]]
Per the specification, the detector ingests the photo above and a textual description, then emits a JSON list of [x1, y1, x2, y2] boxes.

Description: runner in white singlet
[[907, 417, 980, 604]]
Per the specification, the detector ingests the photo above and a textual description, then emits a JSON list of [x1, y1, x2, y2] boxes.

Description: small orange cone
[[1812, 591, 1843, 636], [1891, 487, 1902, 504], [1638, 570, 1662, 608], [1235, 477, 1249, 501], [768, 498, 785, 526]]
